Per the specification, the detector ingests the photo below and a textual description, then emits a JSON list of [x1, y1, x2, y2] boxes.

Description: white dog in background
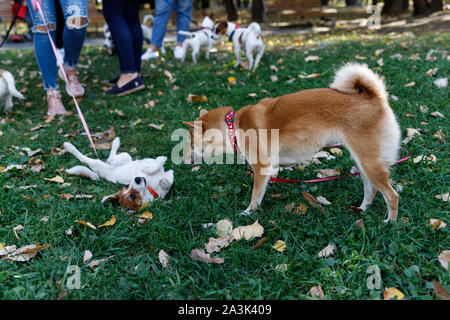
[[64, 137, 174, 209], [104, 14, 161, 55], [177, 16, 216, 64], [0, 70, 24, 113], [213, 20, 265, 70]]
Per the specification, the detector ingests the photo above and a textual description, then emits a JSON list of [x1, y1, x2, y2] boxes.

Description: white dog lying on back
[[64, 137, 174, 209], [178, 16, 216, 64], [0, 70, 24, 112]]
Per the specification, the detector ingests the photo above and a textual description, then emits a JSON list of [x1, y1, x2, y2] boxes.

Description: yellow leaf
[[75, 220, 97, 229], [329, 147, 343, 156], [228, 76, 236, 86], [139, 212, 153, 220], [98, 215, 116, 228], [0, 243, 4, 251], [383, 287, 404, 300], [272, 240, 287, 252], [44, 176, 64, 184], [187, 94, 207, 102]]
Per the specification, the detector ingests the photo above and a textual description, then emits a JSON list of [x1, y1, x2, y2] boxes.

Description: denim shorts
[[26, 0, 88, 33]]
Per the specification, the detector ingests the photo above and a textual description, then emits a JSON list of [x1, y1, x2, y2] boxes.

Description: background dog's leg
[[241, 168, 270, 215], [245, 48, 254, 71], [233, 45, 241, 67], [253, 46, 265, 70], [205, 42, 212, 59], [4, 95, 13, 112]]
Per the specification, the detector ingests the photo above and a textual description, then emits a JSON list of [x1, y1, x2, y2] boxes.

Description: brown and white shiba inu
[[182, 63, 401, 222]]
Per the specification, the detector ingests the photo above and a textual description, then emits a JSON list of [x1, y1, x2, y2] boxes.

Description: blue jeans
[[27, 0, 88, 90], [102, 0, 142, 74], [150, 0, 193, 47]]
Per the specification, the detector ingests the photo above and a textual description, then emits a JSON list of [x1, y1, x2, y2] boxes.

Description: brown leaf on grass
[[432, 280, 450, 300], [318, 244, 335, 258], [159, 250, 170, 269], [94, 142, 112, 150], [404, 81, 415, 87], [305, 55, 321, 62], [205, 236, 231, 253], [98, 215, 116, 228], [30, 124, 48, 132], [44, 176, 64, 184], [189, 248, 224, 264], [301, 192, 324, 213], [270, 193, 283, 198], [285, 203, 295, 213], [251, 237, 267, 250], [87, 255, 114, 268], [426, 67, 438, 76], [383, 287, 404, 300], [430, 219, 447, 230], [438, 250, 450, 270], [187, 94, 207, 102], [138, 211, 153, 224], [13, 225, 24, 240], [231, 220, 264, 241], [315, 168, 341, 177], [298, 73, 321, 79], [216, 219, 233, 238], [433, 129, 445, 143], [2, 244, 51, 262], [355, 219, 364, 229], [294, 203, 308, 215], [75, 220, 97, 229], [310, 286, 324, 299]]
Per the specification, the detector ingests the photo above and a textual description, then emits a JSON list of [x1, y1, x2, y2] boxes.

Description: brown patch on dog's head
[[214, 20, 228, 35], [118, 187, 143, 211]]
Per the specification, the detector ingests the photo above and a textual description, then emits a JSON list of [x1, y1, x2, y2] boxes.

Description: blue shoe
[[105, 76, 145, 96], [108, 76, 120, 84]]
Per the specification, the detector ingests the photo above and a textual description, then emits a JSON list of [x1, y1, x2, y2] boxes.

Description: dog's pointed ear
[[199, 109, 208, 117], [101, 191, 121, 204]]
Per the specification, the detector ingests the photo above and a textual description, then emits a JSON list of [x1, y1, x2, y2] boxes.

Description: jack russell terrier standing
[[0, 70, 24, 113], [183, 63, 401, 222], [213, 20, 265, 71], [177, 16, 217, 64], [64, 137, 174, 211]]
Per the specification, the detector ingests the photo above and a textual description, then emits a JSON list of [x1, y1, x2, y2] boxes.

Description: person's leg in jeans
[[123, 3, 143, 74], [146, 0, 172, 57], [26, 0, 67, 115], [176, 0, 192, 44], [59, 0, 88, 99], [103, 0, 144, 95]]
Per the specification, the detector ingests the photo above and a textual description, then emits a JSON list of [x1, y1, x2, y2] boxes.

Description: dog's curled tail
[[178, 30, 194, 38], [247, 22, 261, 34], [2, 71, 24, 99], [330, 63, 387, 102]]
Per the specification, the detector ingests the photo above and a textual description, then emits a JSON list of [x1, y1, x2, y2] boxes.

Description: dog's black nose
[[135, 177, 142, 184]]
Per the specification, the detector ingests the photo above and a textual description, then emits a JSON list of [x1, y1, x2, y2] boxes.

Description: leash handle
[[35, 1, 98, 158]]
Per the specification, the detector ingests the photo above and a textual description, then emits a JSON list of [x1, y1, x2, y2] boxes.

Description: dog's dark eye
[[123, 184, 129, 189], [130, 194, 136, 201]]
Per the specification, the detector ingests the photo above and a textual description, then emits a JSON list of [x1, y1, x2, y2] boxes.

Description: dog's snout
[[135, 177, 142, 184]]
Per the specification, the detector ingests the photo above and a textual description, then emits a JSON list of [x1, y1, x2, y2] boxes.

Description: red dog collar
[[146, 186, 159, 199], [225, 111, 238, 153]]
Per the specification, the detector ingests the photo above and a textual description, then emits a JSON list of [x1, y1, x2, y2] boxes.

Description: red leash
[[269, 146, 411, 184]]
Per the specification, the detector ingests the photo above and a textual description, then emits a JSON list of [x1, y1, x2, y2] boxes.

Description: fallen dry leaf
[[298, 73, 321, 79], [305, 55, 321, 62], [231, 220, 264, 241], [2, 244, 50, 262], [44, 176, 64, 184], [301, 192, 324, 213], [88, 255, 114, 268], [315, 168, 340, 177], [205, 236, 231, 253], [251, 237, 267, 250], [98, 215, 116, 228], [159, 250, 170, 269], [83, 250, 93, 264], [435, 193, 449, 202], [430, 219, 447, 230], [431, 111, 445, 118], [189, 248, 224, 264], [310, 286, 324, 299], [329, 147, 343, 156], [270, 75, 278, 82], [13, 225, 24, 240], [275, 264, 288, 272], [355, 219, 364, 229], [187, 94, 207, 102], [216, 219, 233, 238], [272, 240, 287, 252], [75, 220, 97, 230], [383, 287, 404, 300], [433, 129, 445, 143], [316, 196, 332, 205], [438, 250, 450, 270], [434, 78, 448, 88], [318, 244, 335, 258], [432, 280, 450, 300], [227, 76, 236, 86]]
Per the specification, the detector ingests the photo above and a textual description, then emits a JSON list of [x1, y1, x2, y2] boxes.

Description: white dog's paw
[[383, 218, 395, 224], [63, 142, 76, 153], [240, 208, 252, 216], [159, 178, 172, 189], [111, 137, 120, 149]]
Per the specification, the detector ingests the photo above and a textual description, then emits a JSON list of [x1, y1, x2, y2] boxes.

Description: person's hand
[[30, 0, 42, 11]]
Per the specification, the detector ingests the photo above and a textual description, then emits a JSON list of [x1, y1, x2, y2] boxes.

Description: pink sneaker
[[46, 89, 67, 116], [59, 65, 84, 99]]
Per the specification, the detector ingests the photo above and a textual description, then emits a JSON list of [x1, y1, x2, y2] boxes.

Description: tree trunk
[[224, 0, 238, 21], [413, 0, 443, 16], [382, 0, 409, 15]]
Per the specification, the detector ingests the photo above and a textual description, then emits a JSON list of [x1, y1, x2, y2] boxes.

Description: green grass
[[0, 30, 448, 300]]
